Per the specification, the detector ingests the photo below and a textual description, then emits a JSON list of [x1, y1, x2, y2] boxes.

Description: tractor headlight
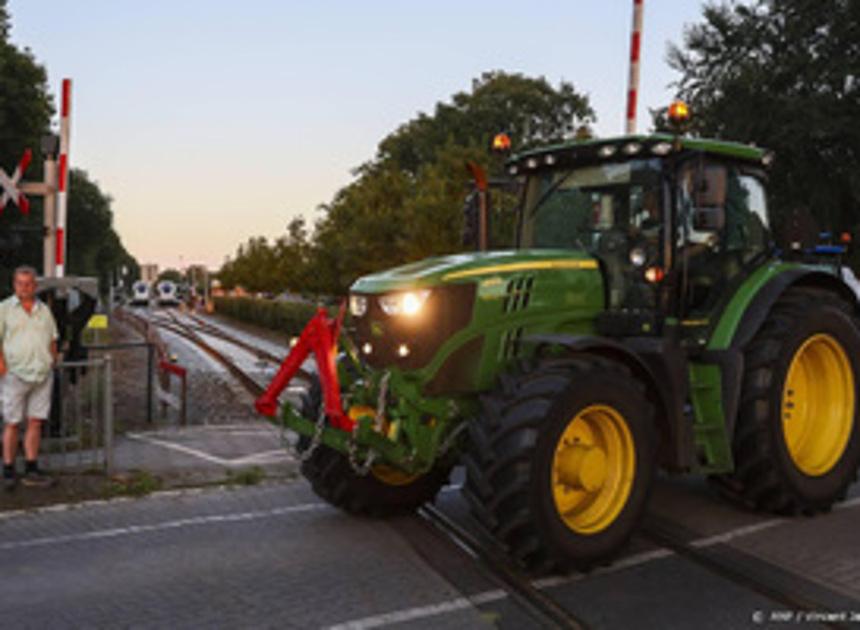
[[379, 290, 431, 317], [349, 294, 368, 317]]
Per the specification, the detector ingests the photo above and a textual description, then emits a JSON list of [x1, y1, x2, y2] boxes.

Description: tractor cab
[[509, 134, 773, 337]]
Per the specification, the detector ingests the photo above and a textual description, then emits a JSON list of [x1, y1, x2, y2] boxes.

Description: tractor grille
[[502, 275, 535, 314], [499, 326, 524, 360]]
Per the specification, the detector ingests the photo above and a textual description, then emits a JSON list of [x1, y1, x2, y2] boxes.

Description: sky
[[8, 1, 707, 271]]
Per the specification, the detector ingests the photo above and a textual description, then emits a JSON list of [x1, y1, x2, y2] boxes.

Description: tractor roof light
[[492, 132, 512, 153], [598, 145, 618, 159], [667, 100, 690, 125], [623, 142, 642, 156]]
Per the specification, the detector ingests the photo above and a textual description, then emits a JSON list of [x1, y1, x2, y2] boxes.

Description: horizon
[[8, 1, 706, 271]]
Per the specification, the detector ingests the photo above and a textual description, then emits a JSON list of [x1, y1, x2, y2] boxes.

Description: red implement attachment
[[255, 304, 353, 431]]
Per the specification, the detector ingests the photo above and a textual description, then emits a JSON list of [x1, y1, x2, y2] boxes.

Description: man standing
[[0, 266, 59, 490]]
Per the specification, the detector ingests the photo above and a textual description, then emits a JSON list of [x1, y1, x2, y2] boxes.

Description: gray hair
[[13, 266, 38, 282]]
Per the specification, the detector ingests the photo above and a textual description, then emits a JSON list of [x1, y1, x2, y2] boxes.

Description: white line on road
[[326, 496, 860, 629], [326, 590, 507, 630], [0, 503, 327, 551], [126, 432, 291, 467], [126, 432, 236, 466]]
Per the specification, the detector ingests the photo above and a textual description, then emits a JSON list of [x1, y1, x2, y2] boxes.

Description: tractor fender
[[729, 268, 859, 351], [522, 333, 692, 471]]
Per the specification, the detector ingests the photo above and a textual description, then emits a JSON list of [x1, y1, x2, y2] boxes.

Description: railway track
[[124, 307, 859, 628]]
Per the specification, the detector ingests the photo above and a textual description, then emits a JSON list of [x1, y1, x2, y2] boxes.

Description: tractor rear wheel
[[729, 287, 860, 514], [463, 356, 656, 572], [296, 380, 449, 516]]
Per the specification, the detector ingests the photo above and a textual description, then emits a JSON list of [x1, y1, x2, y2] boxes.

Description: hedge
[[213, 297, 320, 336]]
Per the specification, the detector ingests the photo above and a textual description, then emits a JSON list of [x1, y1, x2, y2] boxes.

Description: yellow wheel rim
[[347, 405, 419, 486], [551, 404, 636, 535], [370, 464, 420, 486], [782, 333, 855, 476]]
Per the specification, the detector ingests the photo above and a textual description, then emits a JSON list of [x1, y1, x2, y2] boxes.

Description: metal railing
[[42, 356, 115, 475]]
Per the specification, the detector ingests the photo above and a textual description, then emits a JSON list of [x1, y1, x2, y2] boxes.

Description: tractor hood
[[350, 249, 599, 294]]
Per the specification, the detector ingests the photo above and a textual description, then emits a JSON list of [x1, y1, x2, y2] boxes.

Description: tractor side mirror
[[692, 166, 727, 232]]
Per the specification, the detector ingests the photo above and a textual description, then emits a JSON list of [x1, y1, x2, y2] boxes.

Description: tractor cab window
[[677, 161, 770, 315], [520, 159, 664, 309]]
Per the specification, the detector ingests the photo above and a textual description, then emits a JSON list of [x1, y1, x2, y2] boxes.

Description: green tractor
[[257, 107, 860, 571]]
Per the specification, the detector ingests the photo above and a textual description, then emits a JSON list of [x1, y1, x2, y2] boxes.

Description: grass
[[225, 466, 266, 486], [104, 469, 163, 498]]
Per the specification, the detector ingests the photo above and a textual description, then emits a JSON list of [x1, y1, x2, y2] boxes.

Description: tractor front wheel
[[463, 356, 656, 572], [297, 382, 449, 516]]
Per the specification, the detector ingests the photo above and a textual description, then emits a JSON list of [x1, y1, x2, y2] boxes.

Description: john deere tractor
[[258, 105, 860, 571]]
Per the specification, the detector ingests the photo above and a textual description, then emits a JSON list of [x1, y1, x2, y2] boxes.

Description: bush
[[213, 297, 321, 335]]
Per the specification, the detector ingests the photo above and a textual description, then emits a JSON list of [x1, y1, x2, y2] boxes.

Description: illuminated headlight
[[349, 294, 368, 317], [629, 247, 647, 267], [526, 158, 539, 169], [623, 142, 642, 155], [651, 142, 673, 156], [544, 154, 557, 166], [378, 290, 431, 317]]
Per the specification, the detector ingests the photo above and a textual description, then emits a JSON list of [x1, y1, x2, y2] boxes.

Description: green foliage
[[213, 296, 319, 336], [157, 268, 183, 284], [219, 71, 594, 296], [667, 0, 860, 264], [0, 3, 138, 293], [226, 466, 265, 486], [105, 470, 163, 498], [67, 169, 139, 292]]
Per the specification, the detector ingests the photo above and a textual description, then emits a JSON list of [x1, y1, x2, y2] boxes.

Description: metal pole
[[103, 355, 114, 475], [625, 0, 644, 134], [42, 157, 57, 277], [146, 343, 154, 424], [56, 78, 72, 278]]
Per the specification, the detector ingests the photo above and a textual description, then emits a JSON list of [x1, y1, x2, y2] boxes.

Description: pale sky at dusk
[[8, 1, 707, 271]]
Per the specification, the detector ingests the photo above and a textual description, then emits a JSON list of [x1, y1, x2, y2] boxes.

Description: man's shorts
[[1, 372, 53, 425]]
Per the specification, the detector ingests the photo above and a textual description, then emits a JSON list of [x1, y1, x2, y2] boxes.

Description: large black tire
[[463, 356, 657, 573], [296, 379, 449, 516], [728, 287, 860, 514]]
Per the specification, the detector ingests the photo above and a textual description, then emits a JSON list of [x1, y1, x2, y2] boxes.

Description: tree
[[668, 0, 860, 253], [0, 0, 53, 290], [0, 3, 138, 294], [157, 269, 183, 284], [305, 71, 595, 294]]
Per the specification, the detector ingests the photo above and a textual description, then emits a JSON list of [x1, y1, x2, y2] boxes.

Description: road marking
[[326, 590, 507, 630], [126, 432, 291, 467], [0, 503, 327, 551], [690, 518, 786, 548], [327, 495, 860, 629]]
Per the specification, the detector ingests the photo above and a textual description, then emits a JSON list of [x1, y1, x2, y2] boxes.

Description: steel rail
[[641, 516, 855, 630], [418, 504, 588, 630]]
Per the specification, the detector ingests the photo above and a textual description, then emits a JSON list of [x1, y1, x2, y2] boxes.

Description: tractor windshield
[[519, 158, 663, 252]]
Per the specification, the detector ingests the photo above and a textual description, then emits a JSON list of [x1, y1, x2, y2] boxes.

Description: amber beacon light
[[667, 100, 690, 124]]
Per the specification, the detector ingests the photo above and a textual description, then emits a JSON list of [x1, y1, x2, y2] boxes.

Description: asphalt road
[[1, 473, 858, 629]]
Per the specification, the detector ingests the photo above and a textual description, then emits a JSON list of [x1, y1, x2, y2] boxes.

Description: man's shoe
[[21, 469, 56, 488], [3, 475, 17, 492]]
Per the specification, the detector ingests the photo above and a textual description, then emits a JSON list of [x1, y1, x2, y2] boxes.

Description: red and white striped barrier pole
[[625, 0, 644, 135], [56, 78, 72, 277]]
